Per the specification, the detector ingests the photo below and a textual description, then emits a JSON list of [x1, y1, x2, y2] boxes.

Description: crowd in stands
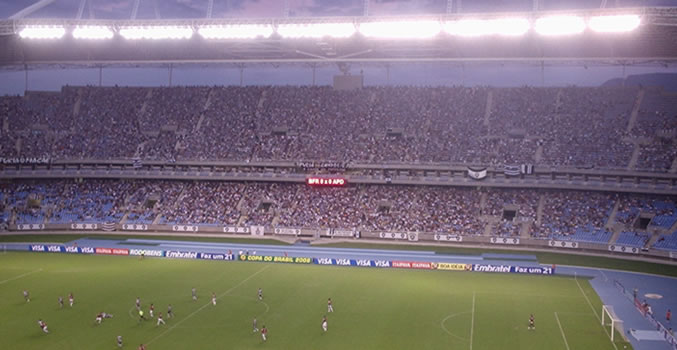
[[2, 85, 676, 170], [2, 179, 677, 250], [533, 191, 615, 238]]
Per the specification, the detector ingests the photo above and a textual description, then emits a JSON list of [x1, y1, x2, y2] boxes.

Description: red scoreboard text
[[306, 177, 347, 187]]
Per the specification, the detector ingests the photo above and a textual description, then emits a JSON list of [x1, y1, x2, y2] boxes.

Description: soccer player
[[138, 309, 145, 322], [192, 287, 197, 301], [322, 316, 328, 332], [167, 304, 173, 318], [38, 319, 48, 333], [58, 296, 64, 308], [149, 303, 155, 318], [327, 298, 334, 313], [157, 312, 165, 326], [668, 309, 672, 323], [252, 317, 258, 333], [135, 297, 141, 310], [68, 292, 74, 307], [212, 292, 217, 306], [528, 314, 535, 330], [261, 325, 268, 342], [95, 312, 103, 325], [23, 290, 30, 303], [138, 344, 146, 350], [103, 312, 114, 319], [116, 335, 123, 348], [258, 288, 263, 301]]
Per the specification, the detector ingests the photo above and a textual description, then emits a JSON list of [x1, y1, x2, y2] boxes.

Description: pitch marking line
[[554, 312, 571, 350], [440, 311, 471, 342], [146, 265, 270, 345], [0, 268, 42, 284], [470, 292, 475, 350], [575, 273, 618, 350]]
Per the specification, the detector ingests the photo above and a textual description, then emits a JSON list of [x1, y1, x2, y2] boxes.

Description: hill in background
[[602, 73, 677, 92]]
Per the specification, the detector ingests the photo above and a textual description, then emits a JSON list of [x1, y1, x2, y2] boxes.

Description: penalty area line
[[146, 264, 270, 345], [0, 268, 42, 284], [554, 312, 570, 350]]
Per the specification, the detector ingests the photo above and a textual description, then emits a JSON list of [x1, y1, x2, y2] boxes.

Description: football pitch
[[0, 252, 630, 350]]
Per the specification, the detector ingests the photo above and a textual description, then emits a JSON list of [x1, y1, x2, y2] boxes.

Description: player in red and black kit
[[528, 314, 535, 330], [38, 319, 49, 333], [667, 309, 672, 323], [137, 344, 146, 350], [261, 325, 268, 341]]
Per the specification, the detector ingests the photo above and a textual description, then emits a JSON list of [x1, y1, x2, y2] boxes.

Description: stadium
[[1, 0, 677, 349]]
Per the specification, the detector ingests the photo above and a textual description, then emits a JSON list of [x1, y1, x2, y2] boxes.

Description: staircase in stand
[[626, 88, 645, 133], [194, 88, 215, 133], [483, 90, 493, 127], [627, 142, 641, 170]]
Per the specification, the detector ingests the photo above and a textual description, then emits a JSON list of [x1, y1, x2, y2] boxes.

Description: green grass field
[[0, 252, 630, 350]]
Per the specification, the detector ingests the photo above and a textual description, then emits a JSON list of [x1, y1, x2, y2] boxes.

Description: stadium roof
[[0, 7, 676, 68]]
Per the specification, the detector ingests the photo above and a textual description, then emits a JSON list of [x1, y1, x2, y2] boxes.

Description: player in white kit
[[322, 316, 328, 332], [327, 298, 334, 313], [212, 292, 217, 306]]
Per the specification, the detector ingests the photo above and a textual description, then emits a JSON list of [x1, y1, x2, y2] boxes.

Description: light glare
[[589, 15, 640, 33], [72, 26, 114, 40], [19, 26, 66, 39], [198, 24, 273, 39], [535, 16, 585, 36], [277, 23, 356, 38], [360, 20, 440, 39], [120, 26, 193, 40], [445, 18, 529, 37]]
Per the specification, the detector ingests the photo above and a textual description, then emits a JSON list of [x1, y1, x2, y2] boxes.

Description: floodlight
[[72, 26, 114, 40], [444, 18, 529, 37], [359, 20, 441, 39], [120, 26, 193, 40], [588, 15, 640, 33], [277, 23, 356, 39], [19, 25, 66, 39], [534, 16, 585, 36], [198, 24, 273, 39]]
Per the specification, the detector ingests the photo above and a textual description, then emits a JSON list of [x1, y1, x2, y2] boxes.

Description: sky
[[1, 0, 676, 94]]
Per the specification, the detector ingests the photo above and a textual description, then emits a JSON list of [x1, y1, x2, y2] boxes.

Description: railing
[[614, 279, 677, 349]]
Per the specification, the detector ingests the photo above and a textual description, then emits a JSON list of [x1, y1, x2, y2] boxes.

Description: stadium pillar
[[239, 65, 245, 86], [540, 61, 545, 86], [168, 64, 173, 87], [312, 64, 316, 86], [98, 66, 102, 87], [24, 64, 28, 92]]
